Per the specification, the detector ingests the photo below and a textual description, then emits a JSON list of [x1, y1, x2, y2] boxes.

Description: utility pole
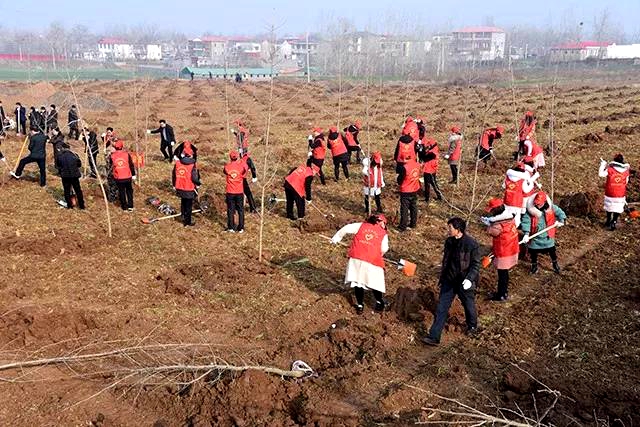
[[306, 31, 310, 83]]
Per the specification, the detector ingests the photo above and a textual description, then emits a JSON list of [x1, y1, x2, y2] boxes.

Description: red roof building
[[550, 41, 612, 61]]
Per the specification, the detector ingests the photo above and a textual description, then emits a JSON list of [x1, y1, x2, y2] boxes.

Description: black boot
[[530, 263, 538, 274], [552, 261, 561, 274], [610, 221, 617, 231], [374, 300, 387, 312]]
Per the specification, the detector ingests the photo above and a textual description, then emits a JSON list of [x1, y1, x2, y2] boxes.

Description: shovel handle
[[144, 209, 202, 224]]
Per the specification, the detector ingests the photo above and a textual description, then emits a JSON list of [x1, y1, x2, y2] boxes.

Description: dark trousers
[[18, 120, 26, 134], [529, 246, 557, 264], [87, 151, 98, 177], [333, 155, 349, 180], [423, 173, 443, 202], [160, 141, 173, 160], [68, 125, 80, 140], [181, 197, 194, 225], [115, 179, 134, 209], [243, 179, 256, 212], [284, 182, 305, 220], [605, 212, 620, 225], [497, 269, 509, 298], [429, 281, 478, 341], [16, 156, 46, 186], [347, 145, 361, 163], [478, 147, 492, 163], [399, 193, 417, 230], [311, 158, 326, 185], [364, 194, 382, 213], [449, 164, 458, 183], [61, 177, 85, 209], [226, 193, 244, 231], [354, 287, 384, 306]]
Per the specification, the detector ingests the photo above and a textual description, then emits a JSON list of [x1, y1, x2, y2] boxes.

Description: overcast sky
[[1, 0, 638, 37]]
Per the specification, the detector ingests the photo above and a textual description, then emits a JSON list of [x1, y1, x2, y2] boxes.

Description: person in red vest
[[396, 157, 421, 231], [500, 162, 534, 228], [108, 139, 136, 211], [521, 191, 566, 274], [520, 138, 545, 169], [401, 116, 418, 141], [172, 145, 201, 226], [343, 119, 362, 163], [419, 137, 443, 203], [327, 126, 349, 181], [223, 150, 248, 233], [241, 151, 258, 213], [599, 153, 630, 230], [518, 111, 537, 144], [362, 151, 385, 213], [331, 214, 389, 314], [284, 163, 316, 220], [232, 119, 250, 155], [307, 127, 326, 185], [445, 126, 463, 184], [477, 125, 504, 165], [484, 198, 519, 302], [173, 140, 198, 162], [394, 125, 418, 164]]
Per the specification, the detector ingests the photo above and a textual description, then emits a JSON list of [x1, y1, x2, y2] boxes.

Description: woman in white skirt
[[331, 214, 389, 314], [599, 153, 630, 230]]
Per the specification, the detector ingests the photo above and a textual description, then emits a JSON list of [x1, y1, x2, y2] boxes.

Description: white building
[[452, 26, 505, 61], [146, 44, 162, 61], [605, 44, 640, 60], [97, 37, 135, 60], [549, 41, 611, 62]]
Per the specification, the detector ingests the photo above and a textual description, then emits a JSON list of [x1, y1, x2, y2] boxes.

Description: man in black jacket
[[47, 104, 58, 132], [82, 127, 99, 178], [68, 105, 80, 140], [55, 143, 85, 209], [15, 103, 27, 136], [147, 119, 175, 162], [423, 217, 480, 345], [11, 127, 48, 186]]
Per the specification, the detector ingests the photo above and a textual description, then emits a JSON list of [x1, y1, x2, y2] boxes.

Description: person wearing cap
[[68, 105, 80, 140], [423, 217, 480, 346], [241, 150, 258, 213], [327, 126, 349, 181], [599, 154, 630, 231], [172, 145, 201, 227], [173, 140, 198, 162], [108, 140, 136, 211], [483, 198, 519, 302], [518, 111, 537, 144], [307, 127, 326, 185], [362, 151, 384, 213], [232, 119, 249, 155], [11, 126, 48, 187], [343, 119, 362, 163], [223, 150, 248, 232], [477, 125, 504, 166], [331, 214, 389, 314], [284, 163, 316, 220], [147, 119, 175, 162], [519, 138, 545, 169], [419, 137, 443, 204], [55, 143, 86, 210], [521, 191, 566, 274], [445, 126, 463, 184], [401, 116, 419, 142], [396, 156, 421, 231], [394, 124, 418, 164]]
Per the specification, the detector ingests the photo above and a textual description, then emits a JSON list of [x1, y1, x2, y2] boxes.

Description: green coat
[[521, 204, 567, 250]]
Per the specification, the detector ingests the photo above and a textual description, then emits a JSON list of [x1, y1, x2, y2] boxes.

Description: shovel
[[310, 201, 335, 219], [481, 222, 560, 268], [267, 193, 286, 209], [141, 209, 201, 224], [319, 234, 417, 277]]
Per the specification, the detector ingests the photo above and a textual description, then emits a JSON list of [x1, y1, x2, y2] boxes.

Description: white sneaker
[[238, 229, 244, 234], [226, 229, 236, 233], [9, 171, 20, 179]]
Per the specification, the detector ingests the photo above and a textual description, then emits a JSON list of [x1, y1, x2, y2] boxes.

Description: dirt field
[[0, 75, 639, 426]]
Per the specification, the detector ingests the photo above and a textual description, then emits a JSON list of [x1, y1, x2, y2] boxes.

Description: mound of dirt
[[393, 286, 437, 321], [558, 191, 600, 219], [17, 81, 57, 105], [47, 91, 115, 111]]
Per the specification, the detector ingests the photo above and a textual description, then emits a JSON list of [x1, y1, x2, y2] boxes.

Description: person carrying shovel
[[520, 191, 566, 274], [172, 145, 201, 227], [330, 214, 389, 314]]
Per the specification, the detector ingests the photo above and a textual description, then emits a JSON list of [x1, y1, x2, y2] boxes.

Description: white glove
[[251, 177, 258, 183], [170, 141, 175, 146], [444, 154, 450, 160], [462, 279, 472, 290], [480, 216, 491, 226], [146, 129, 151, 134], [554, 221, 564, 228], [101, 132, 106, 138], [521, 234, 530, 244], [306, 200, 312, 205], [330, 236, 340, 245], [132, 175, 137, 181], [362, 157, 369, 167], [307, 151, 312, 158], [307, 135, 313, 142]]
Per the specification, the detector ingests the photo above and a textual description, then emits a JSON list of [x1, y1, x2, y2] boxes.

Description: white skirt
[[534, 153, 545, 168], [345, 258, 386, 293], [604, 196, 626, 213], [363, 187, 382, 196]]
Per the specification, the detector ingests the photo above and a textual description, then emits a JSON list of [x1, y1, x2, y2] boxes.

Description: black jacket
[[68, 108, 79, 127], [83, 130, 99, 155], [15, 106, 26, 122], [439, 233, 481, 287], [243, 155, 257, 179], [150, 124, 175, 144], [29, 110, 42, 130], [50, 133, 65, 156], [56, 149, 82, 178], [47, 110, 58, 130], [28, 132, 48, 159], [172, 157, 201, 199]]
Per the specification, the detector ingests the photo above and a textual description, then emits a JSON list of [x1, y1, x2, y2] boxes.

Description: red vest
[[396, 140, 416, 163], [450, 136, 462, 161], [402, 121, 419, 142], [364, 165, 383, 188], [531, 207, 557, 239], [111, 150, 132, 180], [480, 129, 497, 150], [503, 175, 524, 208], [328, 134, 347, 157], [422, 144, 439, 174], [285, 165, 313, 197], [605, 167, 629, 198], [312, 137, 326, 160], [399, 160, 421, 193], [519, 120, 536, 142], [344, 130, 358, 147], [523, 141, 543, 162], [175, 161, 195, 192], [493, 220, 520, 258], [224, 160, 247, 194], [347, 222, 387, 268]]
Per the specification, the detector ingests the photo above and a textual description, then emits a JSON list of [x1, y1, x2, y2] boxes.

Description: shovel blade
[[481, 255, 493, 269], [141, 217, 155, 224], [399, 259, 417, 277]]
